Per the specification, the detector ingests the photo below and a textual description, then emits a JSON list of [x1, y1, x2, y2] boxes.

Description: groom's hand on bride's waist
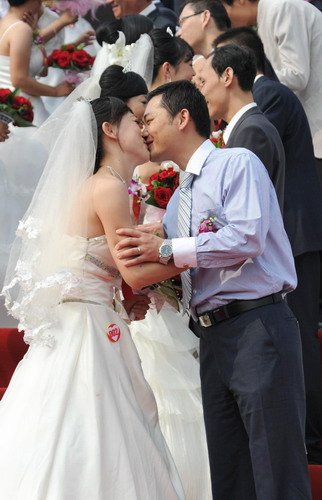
[[116, 228, 162, 267]]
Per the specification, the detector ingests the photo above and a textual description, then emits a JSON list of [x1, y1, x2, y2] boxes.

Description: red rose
[[65, 44, 75, 53], [57, 53, 72, 68], [148, 172, 159, 184], [158, 169, 177, 181], [49, 49, 62, 62], [173, 175, 179, 190], [12, 96, 32, 109], [22, 108, 34, 123], [153, 186, 173, 208], [0, 88, 11, 103], [71, 50, 93, 68]]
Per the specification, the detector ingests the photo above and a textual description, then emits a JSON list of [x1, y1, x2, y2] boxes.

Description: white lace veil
[[32, 32, 153, 153], [2, 100, 97, 347]]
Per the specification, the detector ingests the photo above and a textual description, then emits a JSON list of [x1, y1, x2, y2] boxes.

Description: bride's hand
[[54, 81, 74, 97], [59, 9, 79, 27], [22, 10, 37, 30], [0, 122, 9, 142], [73, 30, 96, 48], [123, 295, 151, 321]]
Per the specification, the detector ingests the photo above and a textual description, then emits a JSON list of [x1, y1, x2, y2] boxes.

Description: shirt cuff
[[172, 237, 197, 268]]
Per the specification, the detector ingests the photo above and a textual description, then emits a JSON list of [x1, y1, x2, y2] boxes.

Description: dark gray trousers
[[192, 301, 312, 500]]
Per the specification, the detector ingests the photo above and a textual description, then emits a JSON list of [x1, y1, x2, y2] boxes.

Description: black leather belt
[[197, 292, 284, 328]]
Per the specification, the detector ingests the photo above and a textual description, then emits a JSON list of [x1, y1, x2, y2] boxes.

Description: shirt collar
[[140, 3, 156, 15], [185, 139, 214, 176], [223, 102, 257, 144], [254, 73, 264, 83]]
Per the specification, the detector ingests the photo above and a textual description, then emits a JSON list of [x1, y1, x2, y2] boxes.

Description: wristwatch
[[159, 239, 173, 264]]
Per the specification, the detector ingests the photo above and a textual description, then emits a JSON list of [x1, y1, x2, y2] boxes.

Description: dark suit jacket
[[226, 106, 285, 210], [147, 5, 177, 32], [253, 75, 322, 256]]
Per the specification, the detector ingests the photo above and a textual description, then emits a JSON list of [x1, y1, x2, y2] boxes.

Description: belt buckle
[[199, 313, 213, 328]]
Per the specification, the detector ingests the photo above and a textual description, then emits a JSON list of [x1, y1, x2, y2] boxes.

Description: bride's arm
[[9, 22, 72, 97], [94, 178, 183, 290]]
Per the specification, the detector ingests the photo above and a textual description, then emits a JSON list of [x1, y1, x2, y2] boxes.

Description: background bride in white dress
[[0, 0, 73, 125], [0, 95, 187, 500]]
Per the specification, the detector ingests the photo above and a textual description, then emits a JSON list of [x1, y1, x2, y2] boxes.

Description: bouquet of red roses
[[48, 44, 95, 85], [145, 166, 179, 209], [0, 88, 34, 126]]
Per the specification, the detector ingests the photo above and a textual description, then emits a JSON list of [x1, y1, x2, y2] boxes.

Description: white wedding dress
[[0, 21, 49, 326], [0, 234, 185, 500], [129, 195, 212, 499], [0, 21, 49, 126]]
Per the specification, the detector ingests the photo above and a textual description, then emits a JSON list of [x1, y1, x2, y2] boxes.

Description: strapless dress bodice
[[62, 235, 121, 307]]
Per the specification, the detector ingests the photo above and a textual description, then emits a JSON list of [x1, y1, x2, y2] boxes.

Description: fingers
[[115, 236, 141, 251], [116, 227, 142, 239], [116, 245, 141, 260], [130, 302, 150, 320], [134, 295, 151, 305], [0, 123, 9, 142], [136, 224, 154, 233]]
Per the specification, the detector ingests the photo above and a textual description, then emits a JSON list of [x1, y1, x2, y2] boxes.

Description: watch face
[[160, 243, 172, 257]]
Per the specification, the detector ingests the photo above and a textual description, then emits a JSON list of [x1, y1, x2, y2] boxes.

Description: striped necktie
[[177, 171, 194, 313]]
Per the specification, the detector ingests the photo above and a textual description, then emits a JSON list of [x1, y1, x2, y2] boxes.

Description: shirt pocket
[[197, 207, 227, 235]]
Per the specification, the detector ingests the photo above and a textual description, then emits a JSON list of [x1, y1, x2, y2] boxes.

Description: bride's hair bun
[[99, 65, 148, 101], [96, 15, 153, 46]]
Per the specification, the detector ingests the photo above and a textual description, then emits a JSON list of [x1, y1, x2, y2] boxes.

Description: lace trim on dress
[[2, 217, 83, 348]]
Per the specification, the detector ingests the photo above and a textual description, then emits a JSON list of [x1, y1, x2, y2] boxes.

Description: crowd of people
[[0, 0, 321, 499]]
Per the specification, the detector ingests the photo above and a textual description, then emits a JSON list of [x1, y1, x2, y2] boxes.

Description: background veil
[[2, 100, 97, 347]]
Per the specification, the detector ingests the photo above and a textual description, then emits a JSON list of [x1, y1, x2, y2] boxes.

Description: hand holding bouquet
[[47, 44, 95, 86], [0, 88, 34, 127]]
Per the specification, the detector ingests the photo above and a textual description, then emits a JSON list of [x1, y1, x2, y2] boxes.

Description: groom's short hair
[[147, 80, 211, 139]]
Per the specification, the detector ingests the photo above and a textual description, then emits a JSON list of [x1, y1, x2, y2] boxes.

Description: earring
[[167, 76, 172, 82]]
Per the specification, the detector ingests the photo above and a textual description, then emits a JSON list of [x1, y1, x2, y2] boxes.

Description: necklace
[[105, 166, 126, 185]]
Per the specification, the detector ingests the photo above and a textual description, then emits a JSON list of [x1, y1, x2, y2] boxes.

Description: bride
[[0, 96, 186, 499], [0, 0, 73, 126]]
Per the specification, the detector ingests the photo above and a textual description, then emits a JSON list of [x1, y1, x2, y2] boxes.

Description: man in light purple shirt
[[115, 81, 311, 499]]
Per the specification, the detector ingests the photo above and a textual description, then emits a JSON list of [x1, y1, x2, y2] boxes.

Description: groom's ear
[[177, 108, 191, 131], [102, 122, 117, 140]]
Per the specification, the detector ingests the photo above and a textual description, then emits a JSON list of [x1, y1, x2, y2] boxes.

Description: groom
[[115, 81, 311, 499]]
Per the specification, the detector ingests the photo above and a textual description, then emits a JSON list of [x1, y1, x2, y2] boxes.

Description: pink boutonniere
[[198, 216, 219, 234]]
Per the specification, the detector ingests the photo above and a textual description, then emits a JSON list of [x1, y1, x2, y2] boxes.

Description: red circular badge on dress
[[106, 324, 121, 342]]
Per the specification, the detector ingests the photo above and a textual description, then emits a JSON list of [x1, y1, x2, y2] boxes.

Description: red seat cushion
[[0, 328, 28, 398]]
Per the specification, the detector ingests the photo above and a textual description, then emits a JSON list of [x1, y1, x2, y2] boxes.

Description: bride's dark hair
[[8, 0, 29, 5], [149, 29, 194, 83], [99, 65, 148, 102], [90, 97, 130, 174], [96, 15, 153, 46]]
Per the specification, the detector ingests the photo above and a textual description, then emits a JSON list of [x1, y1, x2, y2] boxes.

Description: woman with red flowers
[[0, 0, 74, 126]]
